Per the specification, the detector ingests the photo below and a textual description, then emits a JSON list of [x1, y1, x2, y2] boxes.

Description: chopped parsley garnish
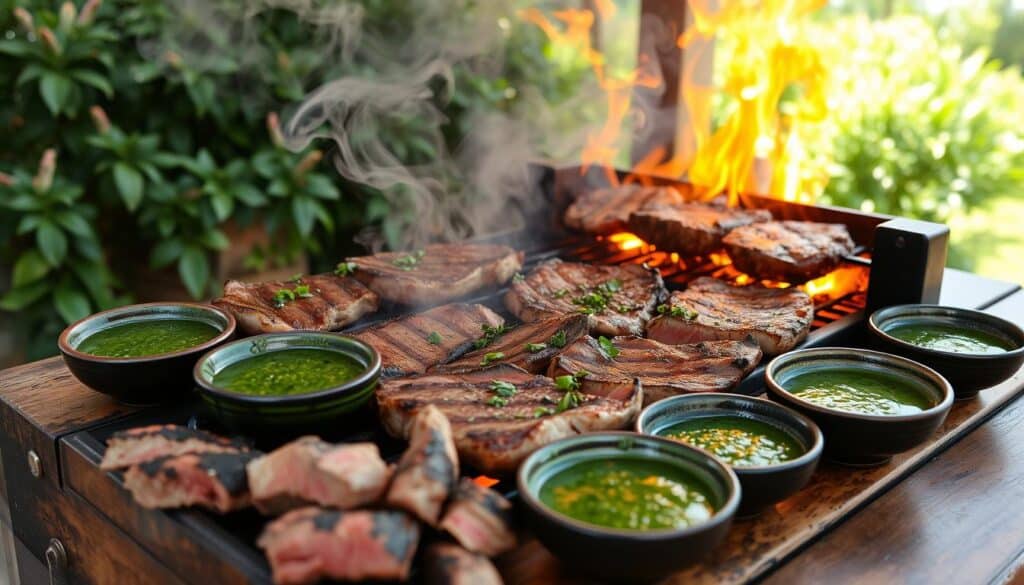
[[426, 331, 442, 345], [481, 351, 505, 366], [487, 396, 510, 408], [552, 288, 568, 299], [525, 342, 547, 353], [597, 336, 620, 359], [512, 272, 525, 283], [571, 279, 624, 315], [334, 261, 357, 277], [288, 273, 304, 283], [272, 288, 296, 308], [554, 370, 588, 391], [557, 389, 583, 412], [534, 407, 555, 418], [487, 380, 517, 407], [548, 330, 567, 348], [474, 323, 509, 350], [657, 304, 698, 320], [392, 249, 425, 271], [616, 303, 640, 313], [293, 284, 313, 298]]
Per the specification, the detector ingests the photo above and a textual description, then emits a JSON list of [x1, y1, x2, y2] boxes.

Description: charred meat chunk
[[100, 424, 249, 470], [214, 273, 380, 335], [646, 277, 813, 355], [431, 314, 589, 374], [259, 507, 421, 585], [440, 478, 517, 557], [549, 336, 762, 405], [246, 437, 390, 515], [384, 406, 459, 525], [123, 451, 261, 513], [345, 243, 523, 306], [504, 259, 667, 337], [627, 200, 772, 257], [564, 185, 685, 234], [722, 220, 855, 282], [425, 543, 504, 585]]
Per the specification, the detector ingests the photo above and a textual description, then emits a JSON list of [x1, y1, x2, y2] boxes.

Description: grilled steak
[[504, 259, 667, 336], [627, 200, 772, 257], [259, 507, 420, 585], [214, 273, 379, 335], [425, 543, 504, 585], [384, 406, 458, 525], [246, 437, 390, 515], [101, 424, 249, 470], [722, 220, 855, 282], [440, 478, 517, 557], [564, 185, 685, 234], [123, 451, 261, 513], [646, 276, 813, 355], [376, 364, 642, 474], [353, 303, 505, 377], [346, 243, 523, 306], [549, 336, 762, 405], [431, 314, 589, 374]]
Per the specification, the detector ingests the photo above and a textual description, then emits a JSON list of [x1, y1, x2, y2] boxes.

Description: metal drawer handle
[[45, 538, 68, 585]]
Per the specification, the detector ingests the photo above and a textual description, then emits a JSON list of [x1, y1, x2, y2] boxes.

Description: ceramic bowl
[[59, 303, 235, 405], [636, 393, 823, 516], [517, 432, 740, 581], [765, 347, 953, 466], [193, 332, 380, 435], [869, 304, 1024, 398]]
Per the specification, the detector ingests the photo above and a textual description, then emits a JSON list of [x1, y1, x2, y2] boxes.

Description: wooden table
[[1, 269, 1023, 585]]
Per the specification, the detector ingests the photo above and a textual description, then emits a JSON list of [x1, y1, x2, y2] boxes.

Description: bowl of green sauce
[[193, 332, 380, 434], [766, 347, 953, 466], [517, 432, 740, 581], [869, 304, 1024, 398], [59, 303, 236, 404], [637, 393, 823, 516]]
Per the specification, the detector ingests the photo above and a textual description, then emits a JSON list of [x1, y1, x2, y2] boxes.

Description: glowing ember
[[607, 232, 648, 251], [473, 475, 500, 489]]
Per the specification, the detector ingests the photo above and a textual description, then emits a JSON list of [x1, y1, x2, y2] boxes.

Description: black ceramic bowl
[[193, 332, 380, 436], [766, 348, 953, 466], [517, 432, 740, 582], [869, 304, 1024, 399], [636, 393, 823, 516], [59, 303, 235, 405]]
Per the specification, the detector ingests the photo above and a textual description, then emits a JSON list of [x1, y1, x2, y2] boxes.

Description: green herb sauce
[[77, 319, 220, 358], [539, 458, 716, 531], [886, 322, 1014, 355], [660, 416, 804, 466], [212, 348, 364, 396], [785, 367, 934, 416]]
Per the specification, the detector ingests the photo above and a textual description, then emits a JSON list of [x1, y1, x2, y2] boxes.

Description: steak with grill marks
[[101, 424, 250, 470], [646, 276, 813, 355], [431, 313, 589, 374], [439, 477, 516, 557], [214, 273, 380, 335], [627, 200, 772, 257], [384, 406, 458, 525], [123, 451, 262, 513], [548, 336, 762, 405], [722, 220, 856, 282], [425, 543, 503, 585], [564, 185, 685, 234], [376, 364, 642, 475], [504, 259, 667, 337], [345, 243, 523, 306], [246, 437, 391, 515], [258, 507, 421, 585], [353, 303, 505, 377]]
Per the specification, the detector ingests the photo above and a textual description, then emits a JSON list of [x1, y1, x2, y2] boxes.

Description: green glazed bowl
[[193, 332, 380, 435]]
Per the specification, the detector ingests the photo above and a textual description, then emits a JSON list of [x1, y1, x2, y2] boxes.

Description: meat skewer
[[100, 424, 250, 470], [385, 406, 459, 525]]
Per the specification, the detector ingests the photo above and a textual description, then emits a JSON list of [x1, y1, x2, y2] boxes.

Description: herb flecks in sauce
[[77, 319, 220, 358], [786, 367, 934, 416], [886, 322, 1014, 355], [212, 348, 364, 396], [661, 416, 804, 466]]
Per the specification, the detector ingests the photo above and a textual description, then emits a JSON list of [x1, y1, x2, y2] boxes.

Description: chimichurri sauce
[[886, 322, 1014, 355], [77, 319, 219, 358], [786, 367, 933, 416], [661, 416, 804, 466], [212, 348, 364, 396], [539, 458, 715, 531]]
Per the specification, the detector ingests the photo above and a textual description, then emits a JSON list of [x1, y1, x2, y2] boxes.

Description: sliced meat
[[548, 336, 762, 405], [101, 424, 249, 470], [504, 259, 667, 336], [384, 406, 459, 525], [564, 185, 685, 234], [425, 543, 504, 585], [123, 451, 261, 513], [246, 437, 390, 515], [440, 478, 517, 557], [722, 220, 856, 282], [431, 314, 589, 374], [353, 303, 505, 377], [376, 364, 642, 475], [627, 200, 772, 257], [646, 276, 813, 355], [259, 507, 420, 585], [213, 273, 379, 335], [346, 243, 523, 305]]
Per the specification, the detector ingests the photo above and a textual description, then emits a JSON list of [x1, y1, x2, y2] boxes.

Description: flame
[[606, 232, 648, 251]]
